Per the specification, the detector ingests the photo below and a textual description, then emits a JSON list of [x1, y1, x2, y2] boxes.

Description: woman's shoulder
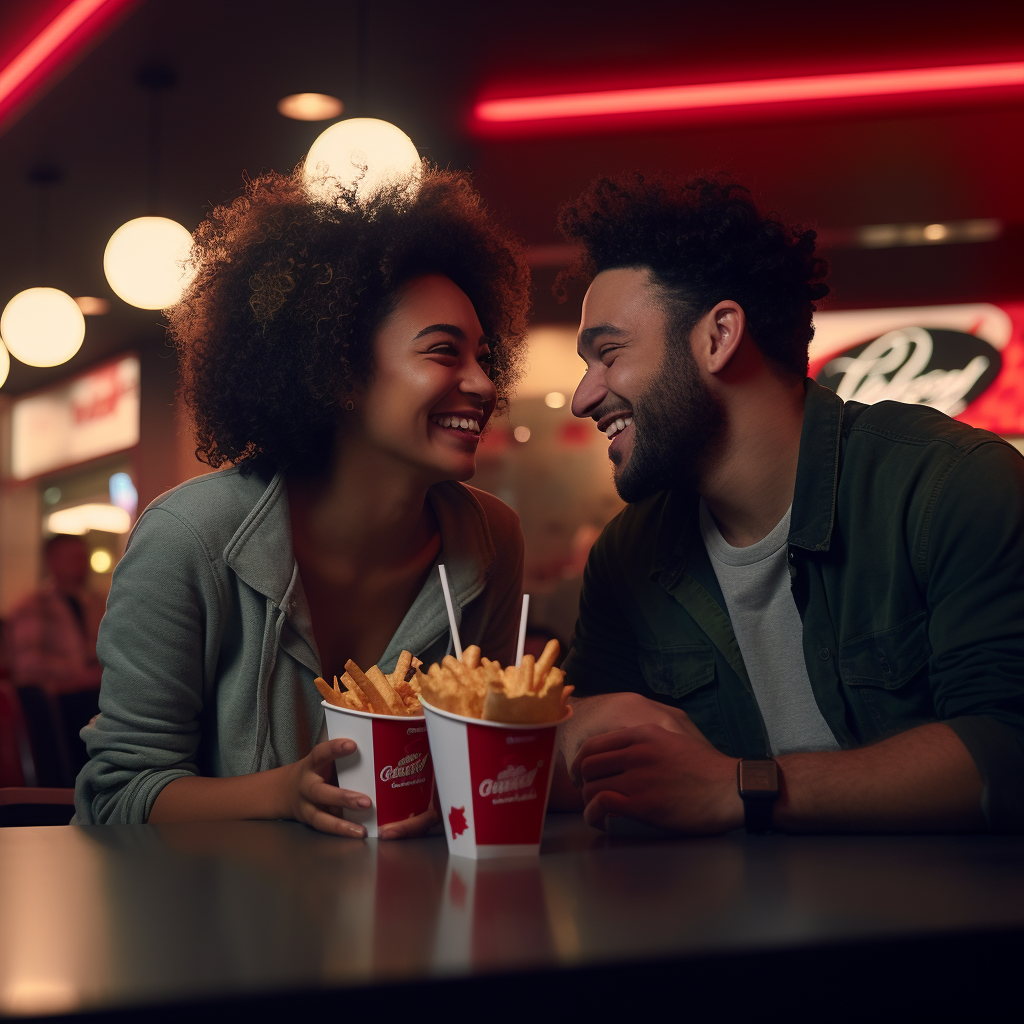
[[134, 467, 279, 552], [433, 481, 522, 544]]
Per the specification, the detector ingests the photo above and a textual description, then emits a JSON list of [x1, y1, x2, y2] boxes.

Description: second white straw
[[437, 564, 463, 661], [515, 593, 530, 667]]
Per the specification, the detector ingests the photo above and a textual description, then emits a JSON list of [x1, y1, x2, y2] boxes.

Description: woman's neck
[[288, 440, 437, 575]]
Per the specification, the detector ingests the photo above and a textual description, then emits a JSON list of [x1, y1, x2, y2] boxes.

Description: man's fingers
[[378, 806, 441, 840], [576, 746, 637, 785], [305, 805, 367, 839], [583, 789, 632, 830], [569, 728, 639, 784]]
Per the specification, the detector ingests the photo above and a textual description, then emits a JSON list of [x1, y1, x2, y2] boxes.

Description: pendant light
[[0, 164, 85, 371], [103, 65, 195, 310], [301, 8, 420, 205]]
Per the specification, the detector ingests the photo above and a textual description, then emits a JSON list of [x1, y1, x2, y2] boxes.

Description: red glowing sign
[[473, 61, 1024, 133], [809, 303, 1024, 437]]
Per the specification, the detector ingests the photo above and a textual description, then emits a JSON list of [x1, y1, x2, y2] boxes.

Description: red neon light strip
[[0, 0, 137, 126], [476, 62, 1024, 123]]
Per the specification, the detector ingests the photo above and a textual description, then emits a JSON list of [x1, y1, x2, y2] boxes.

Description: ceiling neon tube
[[475, 62, 1024, 124], [0, 0, 137, 127]]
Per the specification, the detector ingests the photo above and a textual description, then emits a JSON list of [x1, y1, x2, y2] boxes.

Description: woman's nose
[[460, 359, 497, 400]]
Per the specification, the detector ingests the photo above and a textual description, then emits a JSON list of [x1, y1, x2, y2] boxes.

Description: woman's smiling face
[[356, 274, 497, 484]]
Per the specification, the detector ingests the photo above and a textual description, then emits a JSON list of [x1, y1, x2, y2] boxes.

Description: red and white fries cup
[[322, 702, 435, 838], [421, 697, 571, 859]]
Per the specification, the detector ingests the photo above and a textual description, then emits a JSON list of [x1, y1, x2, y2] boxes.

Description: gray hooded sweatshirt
[[75, 468, 524, 824]]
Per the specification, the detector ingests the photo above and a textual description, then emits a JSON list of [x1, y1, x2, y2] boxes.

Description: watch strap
[[737, 758, 780, 834]]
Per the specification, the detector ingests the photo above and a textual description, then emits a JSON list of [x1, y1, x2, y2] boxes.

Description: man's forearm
[[773, 722, 985, 833]]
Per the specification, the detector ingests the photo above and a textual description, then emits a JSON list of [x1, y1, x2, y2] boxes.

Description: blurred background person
[[5, 534, 103, 693]]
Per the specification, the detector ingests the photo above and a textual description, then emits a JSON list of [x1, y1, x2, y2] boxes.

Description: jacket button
[[818, 647, 830, 660], [787, 549, 795, 564]]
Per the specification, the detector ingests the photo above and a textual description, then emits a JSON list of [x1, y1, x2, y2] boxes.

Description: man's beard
[[613, 343, 725, 503]]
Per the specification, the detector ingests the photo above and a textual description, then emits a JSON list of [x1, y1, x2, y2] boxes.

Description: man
[[557, 174, 1024, 834], [7, 534, 104, 692]]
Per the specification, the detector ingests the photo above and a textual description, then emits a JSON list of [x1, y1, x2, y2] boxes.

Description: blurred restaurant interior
[[1, 0, 1022, 644], [0, 0, 1022, 1014]]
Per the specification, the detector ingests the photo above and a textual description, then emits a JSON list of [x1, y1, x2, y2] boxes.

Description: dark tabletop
[[1, 816, 1023, 1019]]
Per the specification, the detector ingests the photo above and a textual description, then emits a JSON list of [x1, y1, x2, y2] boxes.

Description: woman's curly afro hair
[[555, 173, 829, 377], [167, 165, 531, 476]]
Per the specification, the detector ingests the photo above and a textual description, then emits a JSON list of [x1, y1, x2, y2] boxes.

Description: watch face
[[738, 759, 778, 793]]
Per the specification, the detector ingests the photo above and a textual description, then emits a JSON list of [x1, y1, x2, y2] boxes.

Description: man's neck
[[699, 378, 805, 548]]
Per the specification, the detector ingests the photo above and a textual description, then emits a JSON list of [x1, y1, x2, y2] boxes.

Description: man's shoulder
[[849, 400, 1010, 456], [592, 491, 680, 565]]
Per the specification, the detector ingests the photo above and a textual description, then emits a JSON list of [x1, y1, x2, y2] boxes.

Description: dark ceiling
[[1, 0, 1022, 395]]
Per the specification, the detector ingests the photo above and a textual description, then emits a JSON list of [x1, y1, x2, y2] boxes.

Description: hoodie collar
[[222, 473, 497, 672]]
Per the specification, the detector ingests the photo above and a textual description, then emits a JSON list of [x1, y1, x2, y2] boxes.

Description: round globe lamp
[[0, 340, 9, 387], [303, 118, 420, 204], [103, 216, 196, 310], [0, 287, 86, 367]]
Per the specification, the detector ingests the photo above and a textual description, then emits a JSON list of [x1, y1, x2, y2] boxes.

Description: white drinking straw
[[515, 593, 530, 667], [437, 564, 463, 660]]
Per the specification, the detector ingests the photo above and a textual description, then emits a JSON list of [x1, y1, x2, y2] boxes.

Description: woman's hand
[[282, 737, 374, 838]]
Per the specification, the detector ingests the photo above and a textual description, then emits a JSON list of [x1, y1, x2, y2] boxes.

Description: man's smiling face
[[571, 267, 725, 501]]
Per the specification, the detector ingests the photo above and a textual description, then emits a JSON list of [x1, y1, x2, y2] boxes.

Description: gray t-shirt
[[699, 500, 839, 756]]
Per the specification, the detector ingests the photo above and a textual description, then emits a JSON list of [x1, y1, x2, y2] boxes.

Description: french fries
[[415, 640, 572, 725], [314, 651, 423, 716]]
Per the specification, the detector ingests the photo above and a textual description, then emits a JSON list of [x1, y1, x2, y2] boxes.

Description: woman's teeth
[[432, 415, 481, 434], [606, 416, 633, 439]]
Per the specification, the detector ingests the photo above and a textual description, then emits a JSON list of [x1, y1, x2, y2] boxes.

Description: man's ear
[[698, 301, 747, 374]]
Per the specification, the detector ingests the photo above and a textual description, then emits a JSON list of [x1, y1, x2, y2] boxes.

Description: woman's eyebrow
[[412, 323, 466, 340]]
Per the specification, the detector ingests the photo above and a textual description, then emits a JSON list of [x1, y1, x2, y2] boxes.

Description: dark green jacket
[[564, 380, 1024, 832]]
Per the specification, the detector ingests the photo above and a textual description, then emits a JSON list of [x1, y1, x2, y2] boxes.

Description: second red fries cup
[[322, 701, 435, 838], [421, 697, 571, 859]]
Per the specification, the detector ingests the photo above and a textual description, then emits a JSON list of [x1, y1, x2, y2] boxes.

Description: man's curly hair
[[167, 166, 531, 476], [555, 173, 829, 377]]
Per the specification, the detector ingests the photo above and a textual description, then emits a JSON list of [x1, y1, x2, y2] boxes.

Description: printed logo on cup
[[371, 719, 434, 827], [466, 723, 556, 846]]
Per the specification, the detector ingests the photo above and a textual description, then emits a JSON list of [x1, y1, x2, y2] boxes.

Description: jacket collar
[[650, 378, 845, 587], [788, 379, 844, 553]]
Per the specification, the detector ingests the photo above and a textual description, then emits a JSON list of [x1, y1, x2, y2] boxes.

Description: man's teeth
[[605, 416, 633, 439], [433, 415, 481, 433]]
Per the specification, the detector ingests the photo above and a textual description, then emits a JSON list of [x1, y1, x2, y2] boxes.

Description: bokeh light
[[514, 425, 531, 442], [90, 548, 113, 574], [0, 287, 85, 367], [277, 92, 343, 121], [74, 296, 110, 315], [47, 503, 131, 535], [0, 340, 9, 388], [303, 118, 420, 204], [103, 216, 196, 309], [544, 391, 566, 408]]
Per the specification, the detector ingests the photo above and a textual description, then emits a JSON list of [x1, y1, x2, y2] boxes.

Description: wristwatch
[[737, 758, 780, 834]]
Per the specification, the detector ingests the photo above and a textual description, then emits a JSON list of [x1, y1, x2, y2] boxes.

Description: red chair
[[0, 681, 34, 787], [0, 683, 75, 826]]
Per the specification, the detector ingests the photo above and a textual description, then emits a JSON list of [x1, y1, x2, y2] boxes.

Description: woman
[[75, 166, 531, 837]]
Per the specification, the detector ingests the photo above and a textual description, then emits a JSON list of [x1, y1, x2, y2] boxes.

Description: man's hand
[[571, 718, 743, 835], [560, 691, 695, 769]]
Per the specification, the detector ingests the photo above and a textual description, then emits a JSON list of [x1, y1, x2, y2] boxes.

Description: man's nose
[[571, 366, 606, 419]]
